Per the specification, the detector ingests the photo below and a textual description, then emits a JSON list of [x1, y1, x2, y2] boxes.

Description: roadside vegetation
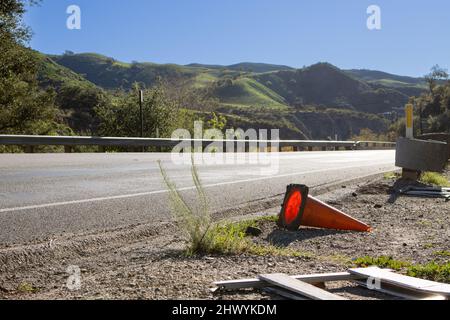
[[383, 171, 401, 180], [353, 256, 450, 283], [0, 0, 72, 154], [199, 217, 312, 258], [389, 65, 450, 136], [382, 170, 449, 187], [158, 159, 213, 256], [420, 172, 450, 187], [158, 160, 312, 258]]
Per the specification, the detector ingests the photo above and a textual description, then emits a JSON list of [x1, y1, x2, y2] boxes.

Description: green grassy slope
[[34, 51, 97, 89], [213, 77, 288, 109], [345, 69, 425, 85], [253, 63, 409, 113], [35, 52, 108, 132], [346, 69, 427, 97], [50, 53, 198, 89], [45, 53, 419, 114], [35, 52, 424, 138]]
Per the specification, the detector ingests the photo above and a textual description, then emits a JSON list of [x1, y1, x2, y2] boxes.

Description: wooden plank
[[263, 287, 307, 300], [349, 267, 450, 297], [214, 272, 360, 291], [258, 273, 347, 300]]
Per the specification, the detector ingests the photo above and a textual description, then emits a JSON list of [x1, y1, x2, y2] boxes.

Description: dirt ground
[[0, 171, 448, 300]]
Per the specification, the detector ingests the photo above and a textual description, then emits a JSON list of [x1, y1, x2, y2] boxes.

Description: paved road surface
[[0, 151, 396, 244]]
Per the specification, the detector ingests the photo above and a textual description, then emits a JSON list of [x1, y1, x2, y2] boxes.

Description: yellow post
[[405, 104, 414, 139]]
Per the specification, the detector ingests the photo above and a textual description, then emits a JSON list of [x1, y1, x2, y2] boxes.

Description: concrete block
[[396, 137, 448, 172], [417, 133, 450, 158]]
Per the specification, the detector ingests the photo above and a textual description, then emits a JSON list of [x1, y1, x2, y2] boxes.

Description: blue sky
[[25, 0, 449, 77]]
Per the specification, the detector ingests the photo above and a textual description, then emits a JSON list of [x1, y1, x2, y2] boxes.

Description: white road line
[[0, 162, 395, 213]]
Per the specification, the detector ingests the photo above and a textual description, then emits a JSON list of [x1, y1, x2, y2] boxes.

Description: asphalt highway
[[0, 150, 396, 244]]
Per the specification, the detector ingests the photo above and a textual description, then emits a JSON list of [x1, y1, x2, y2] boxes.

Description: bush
[[158, 158, 213, 255]]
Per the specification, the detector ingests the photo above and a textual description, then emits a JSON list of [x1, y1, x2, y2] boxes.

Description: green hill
[[34, 51, 97, 89], [35, 52, 425, 139], [253, 63, 409, 113], [35, 52, 108, 132], [226, 62, 294, 73], [50, 53, 199, 89], [345, 69, 425, 85], [187, 62, 294, 73], [345, 69, 427, 97], [44, 53, 416, 114], [213, 77, 288, 109]]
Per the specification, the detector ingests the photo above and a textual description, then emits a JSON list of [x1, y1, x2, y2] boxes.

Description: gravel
[[0, 172, 448, 300]]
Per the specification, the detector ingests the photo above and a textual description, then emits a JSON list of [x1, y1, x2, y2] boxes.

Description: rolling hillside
[[50, 53, 199, 89], [186, 62, 294, 73], [36, 52, 425, 139], [346, 69, 427, 97], [213, 77, 287, 109], [45, 53, 421, 114], [253, 63, 410, 113]]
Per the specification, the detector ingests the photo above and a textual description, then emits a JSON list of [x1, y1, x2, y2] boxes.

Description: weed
[[434, 251, 450, 258], [158, 158, 213, 256], [420, 172, 450, 187], [353, 256, 450, 283], [423, 243, 435, 249], [407, 262, 450, 283], [352, 256, 410, 271], [199, 216, 312, 258], [158, 160, 304, 257], [17, 282, 37, 293], [383, 172, 400, 180]]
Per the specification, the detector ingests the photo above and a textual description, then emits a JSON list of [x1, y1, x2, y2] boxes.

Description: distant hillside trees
[[351, 128, 393, 142], [390, 66, 450, 136], [94, 84, 180, 139], [415, 83, 450, 134], [424, 65, 448, 94], [56, 83, 109, 133], [0, 0, 69, 140]]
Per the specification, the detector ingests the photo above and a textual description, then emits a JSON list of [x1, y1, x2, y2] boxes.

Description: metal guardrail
[[0, 135, 396, 152]]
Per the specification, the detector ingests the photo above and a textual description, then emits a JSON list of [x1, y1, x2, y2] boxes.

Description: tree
[[206, 112, 227, 130], [424, 65, 448, 94], [56, 83, 109, 132], [165, 78, 219, 112], [94, 83, 181, 139], [0, 0, 66, 137], [351, 128, 390, 142]]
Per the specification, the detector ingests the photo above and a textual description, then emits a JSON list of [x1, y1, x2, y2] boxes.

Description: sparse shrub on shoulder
[[158, 158, 213, 255]]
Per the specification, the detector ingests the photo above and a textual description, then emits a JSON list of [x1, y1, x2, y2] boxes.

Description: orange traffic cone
[[278, 184, 371, 232]]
